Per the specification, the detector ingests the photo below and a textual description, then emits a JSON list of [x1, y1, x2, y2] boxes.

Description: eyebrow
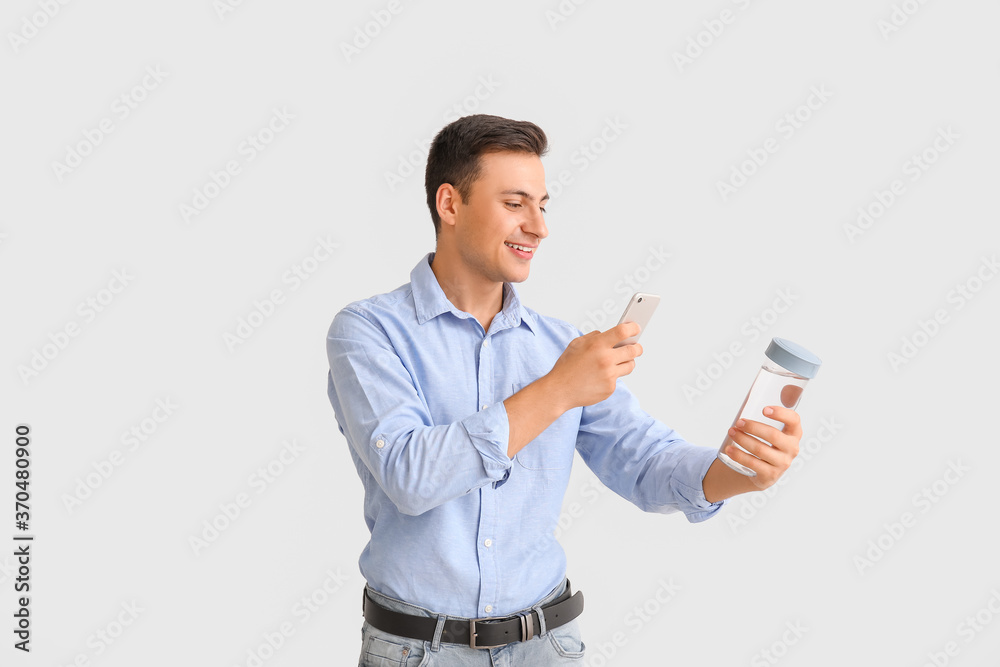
[[500, 189, 550, 204]]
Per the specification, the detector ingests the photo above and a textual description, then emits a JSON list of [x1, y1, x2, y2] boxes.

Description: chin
[[506, 268, 531, 284], [497, 252, 533, 283]]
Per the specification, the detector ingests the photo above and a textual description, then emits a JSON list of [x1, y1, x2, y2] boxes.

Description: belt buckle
[[469, 615, 505, 649], [469, 612, 534, 649], [520, 611, 534, 641]]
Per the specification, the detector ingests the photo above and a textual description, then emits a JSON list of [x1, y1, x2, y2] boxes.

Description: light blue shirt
[[326, 251, 725, 618]]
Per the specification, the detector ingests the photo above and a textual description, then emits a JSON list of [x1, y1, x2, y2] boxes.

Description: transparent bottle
[[717, 337, 822, 477]]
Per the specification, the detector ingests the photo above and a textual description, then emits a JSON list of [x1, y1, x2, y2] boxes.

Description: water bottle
[[717, 337, 822, 477]]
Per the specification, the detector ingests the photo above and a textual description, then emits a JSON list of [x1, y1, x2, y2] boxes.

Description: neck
[[430, 249, 504, 334]]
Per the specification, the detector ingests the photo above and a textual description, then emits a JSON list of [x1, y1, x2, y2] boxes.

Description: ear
[[436, 183, 461, 230]]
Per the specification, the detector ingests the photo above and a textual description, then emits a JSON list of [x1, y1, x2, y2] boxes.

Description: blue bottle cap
[[765, 338, 823, 379]]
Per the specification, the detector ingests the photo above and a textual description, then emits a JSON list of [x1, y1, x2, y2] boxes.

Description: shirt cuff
[[673, 447, 728, 523], [461, 400, 512, 481]]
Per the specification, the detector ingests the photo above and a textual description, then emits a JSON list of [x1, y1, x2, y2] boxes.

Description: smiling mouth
[[504, 241, 535, 254]]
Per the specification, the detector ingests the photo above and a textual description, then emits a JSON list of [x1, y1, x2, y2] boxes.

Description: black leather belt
[[362, 581, 585, 649]]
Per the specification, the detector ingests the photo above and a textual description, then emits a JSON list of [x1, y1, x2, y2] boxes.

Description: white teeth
[[505, 242, 534, 253]]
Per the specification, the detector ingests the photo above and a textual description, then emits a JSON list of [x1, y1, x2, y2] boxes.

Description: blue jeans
[[358, 579, 586, 666]]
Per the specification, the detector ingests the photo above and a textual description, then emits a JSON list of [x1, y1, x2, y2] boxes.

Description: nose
[[526, 205, 548, 241]]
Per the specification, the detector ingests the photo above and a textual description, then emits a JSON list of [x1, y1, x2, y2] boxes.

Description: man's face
[[451, 150, 549, 285]]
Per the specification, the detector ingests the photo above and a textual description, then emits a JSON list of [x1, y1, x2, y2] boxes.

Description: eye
[[505, 202, 521, 209], [540, 206, 547, 214]]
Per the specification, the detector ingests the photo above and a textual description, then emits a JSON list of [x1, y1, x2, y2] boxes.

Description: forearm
[[701, 457, 759, 503], [503, 374, 569, 458], [362, 413, 512, 515]]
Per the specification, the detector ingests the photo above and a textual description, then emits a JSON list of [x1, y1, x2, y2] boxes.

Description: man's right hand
[[503, 322, 642, 458], [545, 322, 644, 411]]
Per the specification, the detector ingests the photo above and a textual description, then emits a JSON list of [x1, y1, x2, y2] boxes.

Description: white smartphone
[[613, 292, 661, 348]]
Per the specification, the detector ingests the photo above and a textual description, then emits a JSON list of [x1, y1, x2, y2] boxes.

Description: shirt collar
[[410, 251, 537, 335]]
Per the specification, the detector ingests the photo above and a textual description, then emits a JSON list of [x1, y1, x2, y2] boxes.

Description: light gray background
[[3, 1, 998, 665]]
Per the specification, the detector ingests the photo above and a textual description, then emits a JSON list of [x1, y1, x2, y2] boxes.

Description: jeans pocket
[[359, 623, 428, 667], [546, 619, 586, 660]]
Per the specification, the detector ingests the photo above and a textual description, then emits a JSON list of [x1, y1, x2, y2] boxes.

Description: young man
[[326, 114, 803, 665]]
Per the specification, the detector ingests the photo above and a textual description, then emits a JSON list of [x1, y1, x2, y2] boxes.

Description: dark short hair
[[424, 114, 548, 236]]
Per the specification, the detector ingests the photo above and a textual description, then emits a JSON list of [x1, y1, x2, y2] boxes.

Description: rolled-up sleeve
[[575, 377, 726, 523], [327, 307, 512, 516]]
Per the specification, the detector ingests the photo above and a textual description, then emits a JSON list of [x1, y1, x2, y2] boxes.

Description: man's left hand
[[723, 405, 802, 490]]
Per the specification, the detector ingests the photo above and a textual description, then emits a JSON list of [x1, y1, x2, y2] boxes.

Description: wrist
[[702, 457, 758, 503], [536, 372, 574, 414]]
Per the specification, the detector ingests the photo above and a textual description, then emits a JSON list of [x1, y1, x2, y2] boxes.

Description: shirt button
[[481, 404, 488, 410], [484, 539, 492, 548], [375, 439, 385, 449], [483, 339, 490, 347], [484, 605, 493, 614]]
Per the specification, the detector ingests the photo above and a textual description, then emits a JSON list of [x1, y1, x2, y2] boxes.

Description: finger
[[612, 341, 643, 366], [723, 440, 770, 477], [609, 321, 641, 343], [734, 418, 789, 453], [727, 427, 781, 467], [761, 405, 802, 437]]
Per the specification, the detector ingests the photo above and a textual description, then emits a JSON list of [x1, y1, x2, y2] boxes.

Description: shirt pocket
[[510, 382, 579, 471]]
